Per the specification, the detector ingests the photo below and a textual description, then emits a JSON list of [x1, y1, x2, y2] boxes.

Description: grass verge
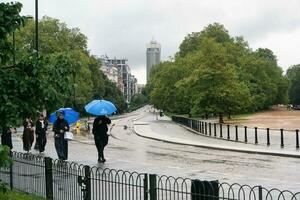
[[0, 190, 45, 200]]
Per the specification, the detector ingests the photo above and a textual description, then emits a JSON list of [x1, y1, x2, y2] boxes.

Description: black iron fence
[[0, 152, 299, 200], [172, 115, 300, 149]]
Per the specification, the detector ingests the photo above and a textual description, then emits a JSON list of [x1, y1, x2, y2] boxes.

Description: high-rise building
[[100, 55, 138, 103], [146, 40, 161, 83]]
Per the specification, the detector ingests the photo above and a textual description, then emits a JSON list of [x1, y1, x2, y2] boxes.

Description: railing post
[[220, 124, 223, 138], [214, 123, 217, 137], [255, 127, 258, 144], [266, 128, 270, 146], [198, 121, 202, 133], [45, 157, 53, 200], [258, 186, 263, 200], [144, 174, 148, 200], [244, 126, 248, 143], [149, 174, 157, 200], [280, 129, 284, 148], [235, 125, 238, 141], [9, 151, 13, 190], [209, 123, 212, 136], [205, 122, 207, 135], [296, 129, 299, 149], [84, 165, 91, 200], [227, 124, 230, 140]]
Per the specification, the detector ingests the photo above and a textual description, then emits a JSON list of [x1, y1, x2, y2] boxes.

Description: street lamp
[[35, 0, 39, 59]]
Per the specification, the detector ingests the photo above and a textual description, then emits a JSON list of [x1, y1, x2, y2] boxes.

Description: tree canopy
[[148, 23, 289, 122], [0, 2, 126, 132], [287, 64, 300, 105]]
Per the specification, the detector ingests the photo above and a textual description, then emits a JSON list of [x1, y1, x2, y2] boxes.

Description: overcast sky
[[6, 0, 300, 84]]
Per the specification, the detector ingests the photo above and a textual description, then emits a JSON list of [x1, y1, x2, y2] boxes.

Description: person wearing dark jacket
[[92, 115, 111, 163], [53, 112, 69, 160], [35, 114, 48, 153], [23, 117, 34, 152], [1, 127, 14, 150]]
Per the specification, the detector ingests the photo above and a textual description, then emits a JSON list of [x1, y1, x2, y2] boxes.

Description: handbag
[[64, 131, 74, 140]]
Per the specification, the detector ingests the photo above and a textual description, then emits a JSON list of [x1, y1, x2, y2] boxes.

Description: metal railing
[[0, 152, 299, 199], [172, 116, 300, 149]]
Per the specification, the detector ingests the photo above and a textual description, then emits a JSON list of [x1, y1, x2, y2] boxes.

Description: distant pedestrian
[[35, 114, 48, 153], [92, 115, 111, 163], [53, 112, 69, 160], [1, 126, 15, 150], [23, 117, 34, 152]]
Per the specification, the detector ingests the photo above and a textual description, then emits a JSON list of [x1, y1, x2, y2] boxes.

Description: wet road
[[12, 107, 300, 193]]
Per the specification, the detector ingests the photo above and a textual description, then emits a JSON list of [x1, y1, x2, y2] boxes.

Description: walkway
[[133, 112, 300, 158]]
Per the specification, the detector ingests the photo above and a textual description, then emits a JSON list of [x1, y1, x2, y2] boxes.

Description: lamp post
[[35, 0, 39, 59]]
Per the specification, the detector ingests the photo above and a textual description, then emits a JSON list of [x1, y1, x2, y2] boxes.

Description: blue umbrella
[[50, 108, 79, 124], [84, 100, 117, 116]]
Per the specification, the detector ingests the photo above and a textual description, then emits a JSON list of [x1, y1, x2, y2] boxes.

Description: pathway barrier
[[0, 152, 299, 199], [172, 115, 300, 149]]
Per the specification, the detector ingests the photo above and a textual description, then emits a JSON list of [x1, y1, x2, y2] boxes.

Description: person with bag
[[35, 114, 48, 154], [23, 117, 34, 153], [53, 112, 69, 160], [92, 115, 111, 163]]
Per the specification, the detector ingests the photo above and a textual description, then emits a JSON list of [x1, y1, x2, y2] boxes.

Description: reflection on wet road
[[12, 107, 300, 193]]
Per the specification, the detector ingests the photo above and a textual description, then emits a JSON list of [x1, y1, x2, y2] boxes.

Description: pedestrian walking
[[92, 115, 111, 163], [53, 112, 69, 160], [1, 126, 15, 150], [35, 114, 48, 153], [23, 117, 34, 152]]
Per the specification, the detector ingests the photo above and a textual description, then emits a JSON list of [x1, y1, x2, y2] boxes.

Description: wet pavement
[[11, 107, 300, 193]]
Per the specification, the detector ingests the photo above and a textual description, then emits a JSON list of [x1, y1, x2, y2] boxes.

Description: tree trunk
[[219, 113, 224, 123], [228, 113, 231, 119], [205, 114, 208, 119]]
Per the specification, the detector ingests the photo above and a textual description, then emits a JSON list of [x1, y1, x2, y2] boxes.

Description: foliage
[[2, 4, 126, 123], [0, 145, 11, 193], [129, 93, 148, 111], [0, 190, 45, 200], [287, 64, 300, 105], [0, 145, 12, 168], [148, 23, 289, 122]]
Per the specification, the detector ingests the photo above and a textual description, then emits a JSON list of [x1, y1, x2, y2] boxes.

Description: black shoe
[[98, 158, 106, 163]]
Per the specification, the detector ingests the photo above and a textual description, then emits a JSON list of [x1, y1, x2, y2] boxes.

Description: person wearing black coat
[[35, 114, 48, 153], [1, 127, 14, 150], [92, 115, 111, 163], [23, 117, 34, 152], [53, 112, 69, 160]]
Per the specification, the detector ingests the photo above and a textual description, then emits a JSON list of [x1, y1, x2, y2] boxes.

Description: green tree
[[148, 23, 288, 120], [287, 64, 300, 105], [13, 16, 126, 113]]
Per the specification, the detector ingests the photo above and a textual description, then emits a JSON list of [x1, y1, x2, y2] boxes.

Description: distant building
[[100, 55, 138, 103], [146, 40, 161, 83], [137, 84, 145, 94]]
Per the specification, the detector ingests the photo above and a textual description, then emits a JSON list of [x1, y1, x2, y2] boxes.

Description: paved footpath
[[134, 112, 300, 158]]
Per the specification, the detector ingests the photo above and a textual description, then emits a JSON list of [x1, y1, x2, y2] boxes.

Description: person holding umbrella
[[52, 112, 69, 161], [85, 100, 117, 163], [93, 115, 111, 163]]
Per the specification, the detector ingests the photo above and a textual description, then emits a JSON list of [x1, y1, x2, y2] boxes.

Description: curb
[[133, 124, 300, 159]]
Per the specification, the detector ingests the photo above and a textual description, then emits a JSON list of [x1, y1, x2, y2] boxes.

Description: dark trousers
[[94, 136, 108, 161], [37, 133, 47, 153], [54, 135, 68, 160]]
